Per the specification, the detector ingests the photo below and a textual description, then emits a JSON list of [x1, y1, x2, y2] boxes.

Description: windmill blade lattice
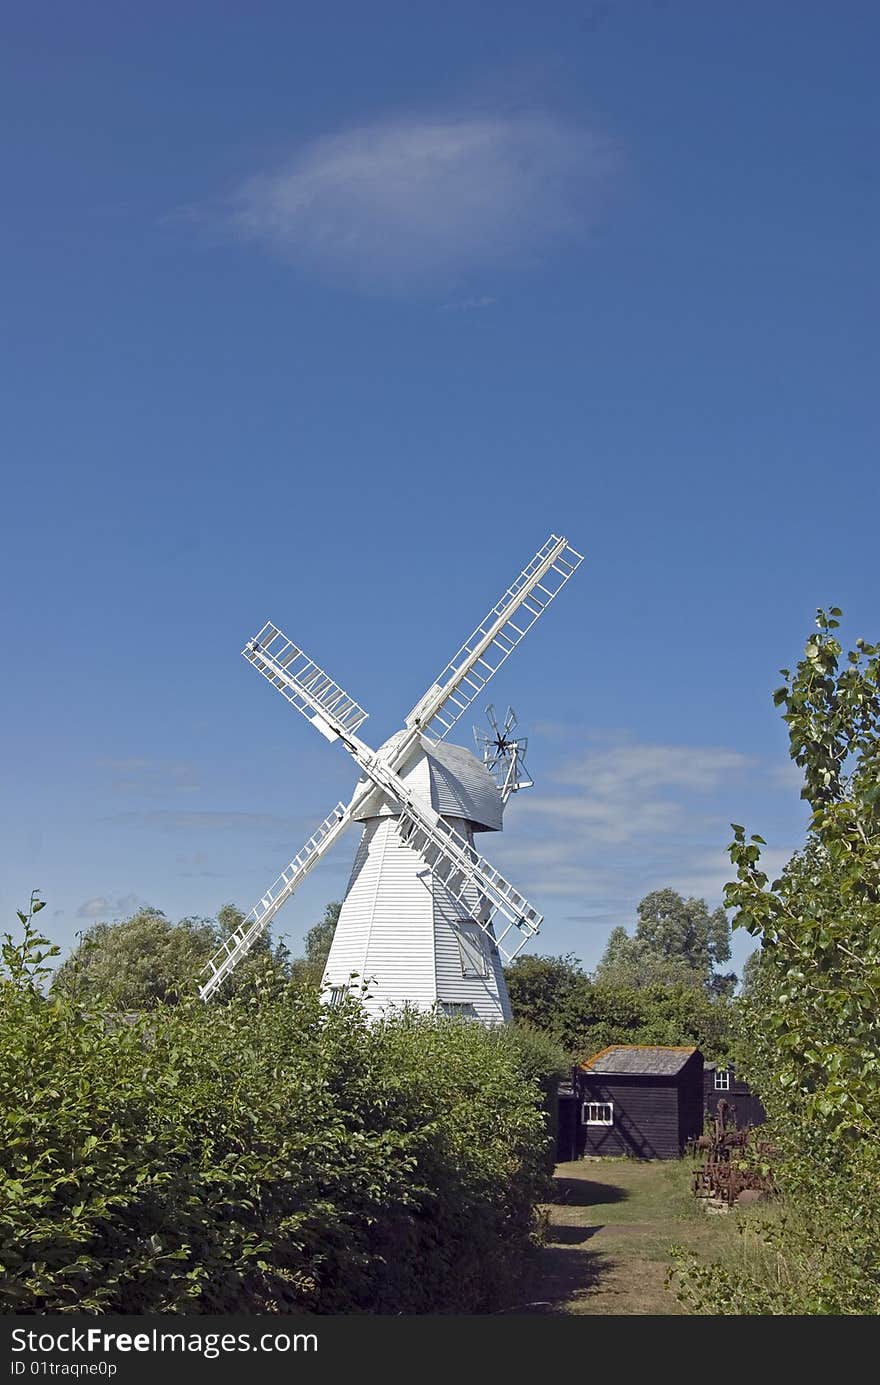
[[405, 534, 583, 744]]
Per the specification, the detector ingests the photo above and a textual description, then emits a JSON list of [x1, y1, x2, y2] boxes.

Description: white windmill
[[200, 534, 583, 1025]]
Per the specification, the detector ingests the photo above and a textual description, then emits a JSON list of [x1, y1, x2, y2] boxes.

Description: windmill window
[[328, 985, 348, 1008], [582, 1102, 614, 1126], [714, 1069, 731, 1090], [456, 920, 489, 978], [439, 1001, 477, 1020]]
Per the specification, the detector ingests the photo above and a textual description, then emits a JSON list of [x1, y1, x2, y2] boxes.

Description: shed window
[[328, 985, 348, 1008], [582, 1102, 614, 1126], [714, 1069, 731, 1090]]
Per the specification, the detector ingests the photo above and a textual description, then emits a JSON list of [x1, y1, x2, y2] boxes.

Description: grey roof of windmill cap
[[352, 732, 503, 832]]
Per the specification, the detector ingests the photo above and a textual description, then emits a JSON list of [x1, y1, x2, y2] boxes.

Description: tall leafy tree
[[676, 609, 880, 1314], [504, 951, 735, 1061], [594, 890, 736, 995], [738, 948, 762, 997]]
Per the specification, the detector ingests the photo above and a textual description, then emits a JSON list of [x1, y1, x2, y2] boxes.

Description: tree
[[503, 953, 591, 1037], [52, 904, 290, 1009], [211, 902, 292, 1001], [675, 608, 880, 1314], [591, 924, 699, 991], [504, 951, 736, 1062], [305, 901, 340, 976], [289, 900, 340, 987], [52, 908, 211, 1008], [729, 609, 880, 1139], [594, 890, 736, 995]]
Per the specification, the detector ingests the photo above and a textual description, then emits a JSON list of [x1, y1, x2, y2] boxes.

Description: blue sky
[[2, 2, 878, 979]]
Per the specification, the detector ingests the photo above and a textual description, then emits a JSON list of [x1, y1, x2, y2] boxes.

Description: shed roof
[[580, 1045, 698, 1076]]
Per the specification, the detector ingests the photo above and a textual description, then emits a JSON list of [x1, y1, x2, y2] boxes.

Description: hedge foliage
[[0, 924, 555, 1315]]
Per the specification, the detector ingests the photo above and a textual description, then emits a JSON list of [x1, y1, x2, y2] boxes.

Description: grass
[[526, 1158, 772, 1315]]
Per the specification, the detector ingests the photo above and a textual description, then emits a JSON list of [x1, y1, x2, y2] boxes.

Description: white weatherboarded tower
[[200, 534, 583, 1025]]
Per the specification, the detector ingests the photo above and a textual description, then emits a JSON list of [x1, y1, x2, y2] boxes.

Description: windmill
[[200, 533, 583, 1025]]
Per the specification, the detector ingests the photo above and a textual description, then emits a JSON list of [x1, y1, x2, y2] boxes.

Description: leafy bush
[[0, 916, 553, 1314]]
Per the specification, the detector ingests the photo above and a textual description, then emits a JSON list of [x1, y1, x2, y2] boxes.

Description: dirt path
[[528, 1158, 734, 1315]]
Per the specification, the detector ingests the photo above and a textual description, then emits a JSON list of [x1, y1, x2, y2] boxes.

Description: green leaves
[[3, 895, 60, 992], [680, 605, 880, 1315], [506, 951, 738, 1062], [0, 978, 552, 1314]]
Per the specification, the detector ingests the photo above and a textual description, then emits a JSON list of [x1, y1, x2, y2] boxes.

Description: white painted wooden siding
[[323, 816, 438, 1018]]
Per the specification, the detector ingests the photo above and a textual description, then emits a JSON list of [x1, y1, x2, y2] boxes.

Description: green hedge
[[0, 978, 554, 1314]]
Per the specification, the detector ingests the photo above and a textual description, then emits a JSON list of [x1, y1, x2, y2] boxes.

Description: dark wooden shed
[[572, 1045, 704, 1160], [703, 1062, 766, 1129]]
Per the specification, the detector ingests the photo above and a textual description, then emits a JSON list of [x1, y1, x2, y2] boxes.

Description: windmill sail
[[244, 624, 369, 741], [405, 534, 583, 743], [199, 798, 353, 1000]]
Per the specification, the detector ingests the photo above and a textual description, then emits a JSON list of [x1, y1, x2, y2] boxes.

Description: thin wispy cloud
[[106, 807, 357, 861], [96, 757, 201, 796], [554, 742, 755, 796], [218, 109, 616, 295], [492, 736, 794, 957], [76, 893, 146, 920], [439, 295, 497, 313], [108, 809, 309, 835]]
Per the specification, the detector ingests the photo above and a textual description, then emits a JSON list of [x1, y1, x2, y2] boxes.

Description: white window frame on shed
[[714, 1069, 731, 1091], [582, 1101, 614, 1126]]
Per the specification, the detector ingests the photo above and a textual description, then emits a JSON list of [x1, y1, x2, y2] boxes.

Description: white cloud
[[222, 110, 615, 294], [492, 736, 760, 908], [766, 760, 805, 792], [76, 893, 145, 920], [555, 742, 754, 795]]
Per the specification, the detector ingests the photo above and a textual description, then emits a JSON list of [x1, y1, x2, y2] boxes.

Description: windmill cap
[[353, 733, 503, 832]]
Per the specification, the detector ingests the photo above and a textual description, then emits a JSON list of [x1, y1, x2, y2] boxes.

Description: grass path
[[528, 1158, 746, 1315]]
